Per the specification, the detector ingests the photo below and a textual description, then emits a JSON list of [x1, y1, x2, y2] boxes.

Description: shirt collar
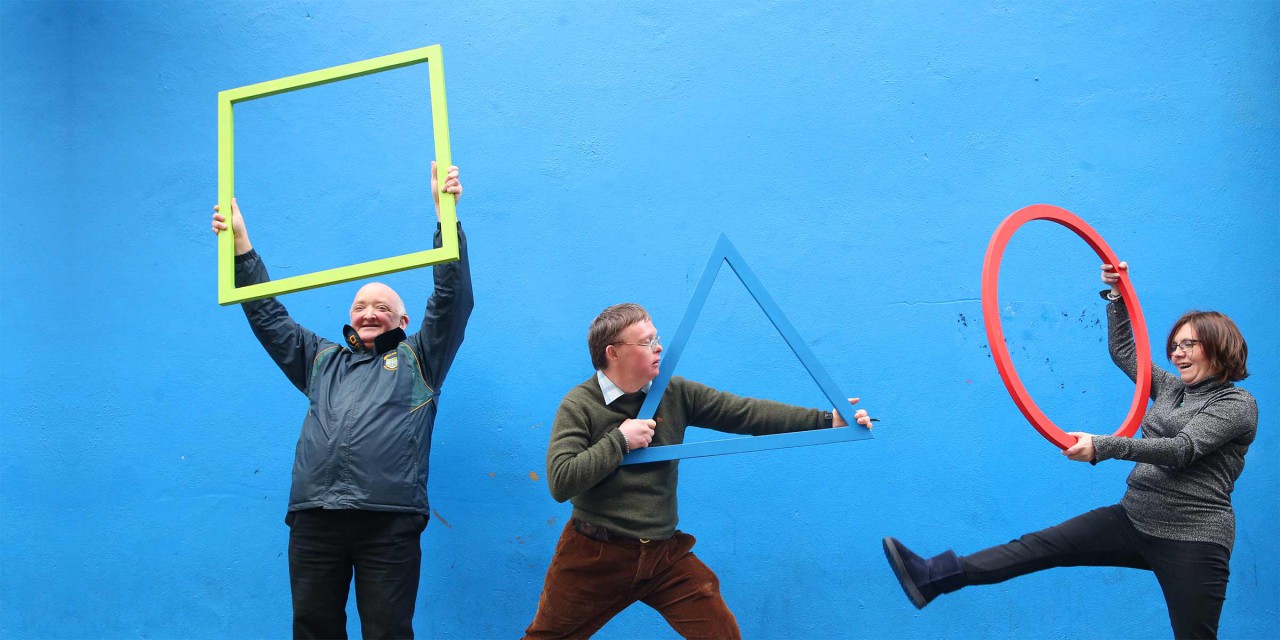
[[596, 370, 651, 405]]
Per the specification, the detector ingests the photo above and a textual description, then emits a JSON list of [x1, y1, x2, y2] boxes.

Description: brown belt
[[572, 518, 666, 544]]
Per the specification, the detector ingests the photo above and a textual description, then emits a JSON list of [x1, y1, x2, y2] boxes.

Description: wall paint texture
[[1, 1, 1276, 638]]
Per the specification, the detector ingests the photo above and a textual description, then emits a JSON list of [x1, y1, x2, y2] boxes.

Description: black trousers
[[287, 509, 428, 640], [960, 504, 1230, 639]]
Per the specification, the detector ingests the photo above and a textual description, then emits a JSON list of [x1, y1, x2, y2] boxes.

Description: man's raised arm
[[212, 199, 330, 393], [409, 163, 473, 389]]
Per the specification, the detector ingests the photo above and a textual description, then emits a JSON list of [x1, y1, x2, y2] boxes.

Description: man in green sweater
[[524, 303, 873, 639]]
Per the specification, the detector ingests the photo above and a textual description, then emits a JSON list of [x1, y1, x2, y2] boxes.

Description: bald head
[[354, 283, 406, 315], [350, 282, 409, 348]]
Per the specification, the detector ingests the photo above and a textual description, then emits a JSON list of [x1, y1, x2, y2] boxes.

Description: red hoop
[[981, 204, 1152, 450]]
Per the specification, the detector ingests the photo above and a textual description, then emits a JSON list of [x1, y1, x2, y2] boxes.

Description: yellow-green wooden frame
[[217, 44, 456, 305]]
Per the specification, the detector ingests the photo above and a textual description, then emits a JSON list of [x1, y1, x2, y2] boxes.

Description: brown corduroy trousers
[[523, 520, 741, 639]]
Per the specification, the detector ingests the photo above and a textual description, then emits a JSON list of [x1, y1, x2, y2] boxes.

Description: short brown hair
[[1166, 311, 1249, 383], [588, 303, 650, 370]]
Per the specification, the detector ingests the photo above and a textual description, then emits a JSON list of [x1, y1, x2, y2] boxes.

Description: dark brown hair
[[588, 303, 650, 370], [1166, 311, 1249, 383]]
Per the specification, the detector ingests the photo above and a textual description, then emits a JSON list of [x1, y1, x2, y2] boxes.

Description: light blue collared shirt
[[596, 370, 652, 406]]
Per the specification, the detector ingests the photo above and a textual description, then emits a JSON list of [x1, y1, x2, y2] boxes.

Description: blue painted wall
[[2, 1, 1276, 638]]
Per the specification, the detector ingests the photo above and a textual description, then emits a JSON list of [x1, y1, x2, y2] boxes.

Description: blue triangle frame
[[621, 234, 873, 465]]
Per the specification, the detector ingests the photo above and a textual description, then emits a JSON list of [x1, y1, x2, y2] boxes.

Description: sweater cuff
[[235, 248, 259, 264], [609, 429, 629, 458], [1092, 435, 1119, 463]]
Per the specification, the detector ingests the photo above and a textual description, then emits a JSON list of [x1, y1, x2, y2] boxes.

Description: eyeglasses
[[611, 336, 661, 352], [1170, 339, 1200, 354]]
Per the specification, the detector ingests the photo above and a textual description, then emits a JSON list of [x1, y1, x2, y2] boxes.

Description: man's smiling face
[[349, 282, 408, 348]]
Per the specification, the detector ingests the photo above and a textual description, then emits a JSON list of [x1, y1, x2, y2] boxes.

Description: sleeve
[[235, 249, 330, 393], [680, 378, 825, 436], [545, 397, 628, 503], [407, 222, 474, 389], [1094, 391, 1258, 468], [1107, 296, 1179, 401]]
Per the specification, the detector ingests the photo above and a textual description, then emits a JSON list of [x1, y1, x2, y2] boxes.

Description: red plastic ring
[[981, 204, 1152, 450]]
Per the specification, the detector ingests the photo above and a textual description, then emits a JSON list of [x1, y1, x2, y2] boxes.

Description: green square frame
[[218, 44, 456, 305]]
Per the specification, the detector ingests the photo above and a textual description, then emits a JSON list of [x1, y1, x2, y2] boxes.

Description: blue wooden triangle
[[621, 234, 873, 465]]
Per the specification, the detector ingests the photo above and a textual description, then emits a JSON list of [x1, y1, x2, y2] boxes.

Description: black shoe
[[882, 536, 964, 609]]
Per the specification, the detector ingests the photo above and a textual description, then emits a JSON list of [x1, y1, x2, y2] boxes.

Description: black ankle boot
[[882, 537, 965, 609]]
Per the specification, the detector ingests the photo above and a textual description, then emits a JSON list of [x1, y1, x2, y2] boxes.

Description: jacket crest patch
[[382, 352, 399, 371]]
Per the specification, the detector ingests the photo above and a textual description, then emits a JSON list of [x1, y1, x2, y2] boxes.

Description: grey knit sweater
[[1093, 299, 1258, 552]]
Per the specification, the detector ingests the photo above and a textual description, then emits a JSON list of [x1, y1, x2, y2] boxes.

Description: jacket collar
[[342, 325, 406, 356]]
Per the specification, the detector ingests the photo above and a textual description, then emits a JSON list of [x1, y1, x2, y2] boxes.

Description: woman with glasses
[[883, 261, 1257, 639]]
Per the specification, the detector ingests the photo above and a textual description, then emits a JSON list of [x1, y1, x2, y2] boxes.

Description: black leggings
[[960, 504, 1230, 639]]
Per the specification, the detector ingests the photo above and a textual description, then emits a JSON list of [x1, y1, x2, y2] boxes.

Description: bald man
[[211, 164, 472, 639]]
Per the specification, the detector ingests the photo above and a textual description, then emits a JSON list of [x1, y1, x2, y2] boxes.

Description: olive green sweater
[[545, 375, 827, 540]]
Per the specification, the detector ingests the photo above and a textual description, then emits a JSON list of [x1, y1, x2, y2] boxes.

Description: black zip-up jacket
[[235, 223, 473, 514]]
